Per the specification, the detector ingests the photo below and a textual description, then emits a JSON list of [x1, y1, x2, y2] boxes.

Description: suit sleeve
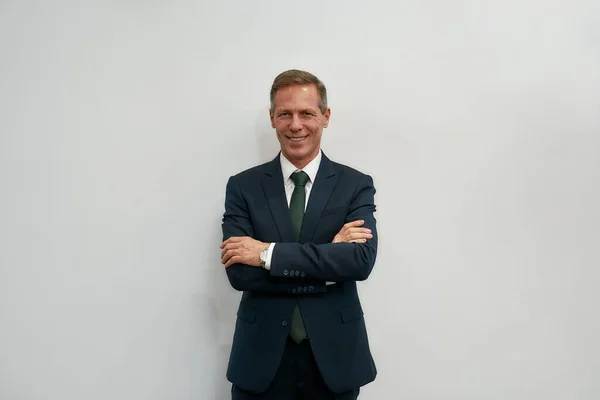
[[270, 174, 378, 282], [221, 175, 327, 294]]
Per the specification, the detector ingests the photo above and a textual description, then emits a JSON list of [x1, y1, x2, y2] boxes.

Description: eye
[[279, 112, 290, 117], [303, 111, 314, 116]]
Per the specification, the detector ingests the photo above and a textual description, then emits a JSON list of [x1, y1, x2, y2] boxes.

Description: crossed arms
[[220, 174, 378, 294]]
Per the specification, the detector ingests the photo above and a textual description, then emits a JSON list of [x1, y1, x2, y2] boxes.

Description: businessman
[[220, 69, 378, 399]]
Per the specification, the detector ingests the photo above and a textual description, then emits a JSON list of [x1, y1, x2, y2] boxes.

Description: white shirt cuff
[[263, 242, 276, 270]]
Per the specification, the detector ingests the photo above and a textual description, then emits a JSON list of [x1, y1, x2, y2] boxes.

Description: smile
[[287, 136, 308, 142]]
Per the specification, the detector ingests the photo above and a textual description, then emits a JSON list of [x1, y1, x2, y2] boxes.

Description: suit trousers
[[231, 338, 360, 400]]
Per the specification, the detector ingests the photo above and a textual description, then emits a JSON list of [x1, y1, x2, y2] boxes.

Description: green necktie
[[289, 171, 309, 343]]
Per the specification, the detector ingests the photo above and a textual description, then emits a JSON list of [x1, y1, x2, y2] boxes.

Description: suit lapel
[[299, 154, 337, 243], [261, 154, 295, 242]]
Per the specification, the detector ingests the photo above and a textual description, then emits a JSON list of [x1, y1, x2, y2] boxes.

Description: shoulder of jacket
[[329, 160, 371, 180], [230, 160, 272, 181]]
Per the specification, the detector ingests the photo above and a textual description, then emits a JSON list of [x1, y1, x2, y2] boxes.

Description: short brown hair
[[270, 69, 328, 114]]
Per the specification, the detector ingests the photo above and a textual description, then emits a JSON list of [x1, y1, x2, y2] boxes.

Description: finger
[[332, 235, 344, 243], [348, 227, 371, 234], [221, 249, 237, 264], [344, 220, 364, 228], [339, 235, 358, 243], [349, 238, 367, 243], [222, 253, 237, 265], [223, 236, 244, 245], [349, 231, 373, 239], [225, 255, 242, 268], [340, 222, 364, 234], [221, 244, 236, 259]]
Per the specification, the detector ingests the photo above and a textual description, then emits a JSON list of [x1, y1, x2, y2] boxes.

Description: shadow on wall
[[205, 214, 240, 397], [206, 215, 241, 399]]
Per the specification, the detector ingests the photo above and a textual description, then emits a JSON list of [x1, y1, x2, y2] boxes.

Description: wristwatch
[[259, 246, 269, 268]]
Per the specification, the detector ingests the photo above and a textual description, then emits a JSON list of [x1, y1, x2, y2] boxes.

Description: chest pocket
[[312, 205, 348, 242], [321, 205, 347, 217]]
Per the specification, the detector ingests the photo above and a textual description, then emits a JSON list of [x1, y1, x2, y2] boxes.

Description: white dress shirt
[[263, 150, 335, 285], [264, 149, 322, 269]]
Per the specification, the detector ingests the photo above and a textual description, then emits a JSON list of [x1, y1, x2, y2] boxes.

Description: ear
[[322, 107, 331, 128], [269, 109, 276, 128]]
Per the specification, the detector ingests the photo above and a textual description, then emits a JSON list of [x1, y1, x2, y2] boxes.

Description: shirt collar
[[280, 149, 322, 184]]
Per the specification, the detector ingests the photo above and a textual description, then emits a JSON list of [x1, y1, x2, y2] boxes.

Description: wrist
[[259, 244, 269, 268]]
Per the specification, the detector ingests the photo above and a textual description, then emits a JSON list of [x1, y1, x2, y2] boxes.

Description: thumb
[[348, 219, 364, 227]]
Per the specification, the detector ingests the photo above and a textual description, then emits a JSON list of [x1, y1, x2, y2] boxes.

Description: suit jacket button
[[283, 269, 289, 276], [303, 287, 308, 292], [301, 272, 306, 277], [281, 320, 288, 327], [292, 289, 296, 293], [309, 286, 314, 291], [295, 271, 300, 276]]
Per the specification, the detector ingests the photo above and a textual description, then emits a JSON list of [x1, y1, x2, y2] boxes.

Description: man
[[220, 69, 378, 399]]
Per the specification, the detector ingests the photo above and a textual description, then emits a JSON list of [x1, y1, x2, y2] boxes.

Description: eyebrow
[[276, 108, 317, 113]]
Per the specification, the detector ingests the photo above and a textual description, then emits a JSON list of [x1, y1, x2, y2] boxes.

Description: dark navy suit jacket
[[222, 152, 378, 394]]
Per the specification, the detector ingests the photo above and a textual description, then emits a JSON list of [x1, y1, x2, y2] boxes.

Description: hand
[[220, 236, 269, 268], [332, 220, 373, 243]]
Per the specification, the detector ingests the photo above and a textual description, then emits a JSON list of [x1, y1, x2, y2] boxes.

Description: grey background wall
[[1, 1, 599, 399]]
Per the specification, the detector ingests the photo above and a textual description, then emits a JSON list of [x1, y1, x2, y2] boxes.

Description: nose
[[290, 114, 302, 132]]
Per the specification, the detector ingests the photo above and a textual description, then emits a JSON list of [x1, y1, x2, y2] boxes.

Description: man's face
[[270, 84, 330, 169]]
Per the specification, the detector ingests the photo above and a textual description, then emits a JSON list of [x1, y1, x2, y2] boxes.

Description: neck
[[283, 150, 319, 170]]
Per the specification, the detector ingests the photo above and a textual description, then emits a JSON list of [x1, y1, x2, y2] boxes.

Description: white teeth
[[290, 137, 306, 142]]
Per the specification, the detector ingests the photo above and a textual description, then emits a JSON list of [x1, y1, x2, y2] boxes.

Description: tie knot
[[290, 171, 309, 187]]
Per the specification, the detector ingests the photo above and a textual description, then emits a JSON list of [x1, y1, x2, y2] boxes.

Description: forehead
[[273, 84, 320, 110]]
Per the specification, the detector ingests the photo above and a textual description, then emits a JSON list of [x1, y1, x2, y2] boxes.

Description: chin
[[287, 148, 309, 158], [290, 149, 317, 163]]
